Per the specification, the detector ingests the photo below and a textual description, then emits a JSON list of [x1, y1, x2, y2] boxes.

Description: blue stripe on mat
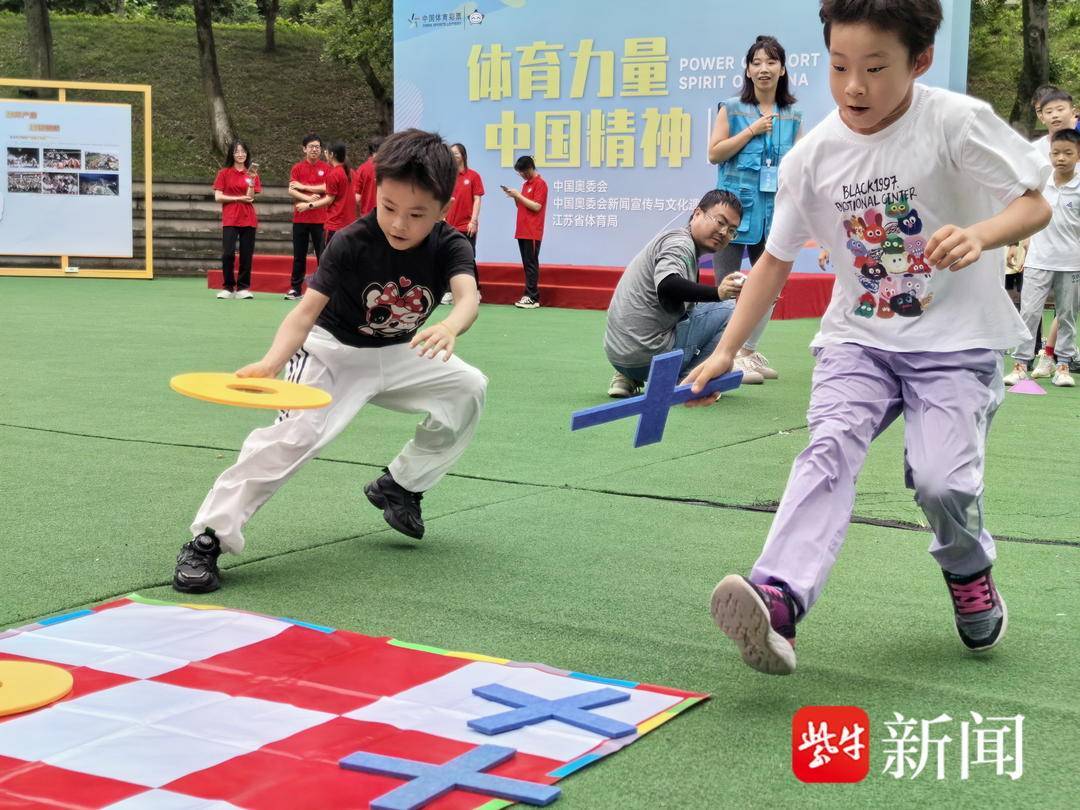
[[278, 617, 335, 633], [569, 672, 638, 688], [548, 754, 602, 778], [40, 609, 94, 626]]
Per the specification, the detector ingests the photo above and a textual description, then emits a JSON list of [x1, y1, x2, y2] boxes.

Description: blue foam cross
[[468, 683, 637, 738], [340, 744, 560, 810], [571, 350, 743, 447]]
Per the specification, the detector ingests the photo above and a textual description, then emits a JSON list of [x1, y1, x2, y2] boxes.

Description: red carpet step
[[207, 257, 834, 320]]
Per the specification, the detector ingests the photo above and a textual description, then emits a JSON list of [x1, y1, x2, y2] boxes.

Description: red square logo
[[792, 706, 870, 783]]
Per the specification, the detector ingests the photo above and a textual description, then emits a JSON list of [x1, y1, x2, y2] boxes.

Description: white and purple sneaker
[[944, 567, 1007, 652], [710, 575, 798, 675]]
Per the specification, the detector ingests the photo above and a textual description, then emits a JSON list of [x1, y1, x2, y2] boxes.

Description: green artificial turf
[[2, 276, 1077, 807]]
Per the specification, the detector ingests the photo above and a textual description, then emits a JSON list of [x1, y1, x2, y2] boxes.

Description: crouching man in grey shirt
[[604, 189, 759, 397]]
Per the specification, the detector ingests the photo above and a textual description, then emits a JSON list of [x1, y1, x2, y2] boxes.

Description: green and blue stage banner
[[394, 0, 972, 267]]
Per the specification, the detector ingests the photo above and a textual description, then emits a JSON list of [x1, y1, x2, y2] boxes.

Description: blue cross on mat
[[340, 744, 560, 810], [468, 683, 637, 738], [570, 350, 743, 447]]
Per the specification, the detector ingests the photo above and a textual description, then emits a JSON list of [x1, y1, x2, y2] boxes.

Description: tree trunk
[[1011, 0, 1049, 135], [115, 0, 126, 17], [341, 0, 354, 12], [193, 0, 235, 158], [264, 0, 279, 52], [357, 54, 393, 134], [25, 0, 54, 80]]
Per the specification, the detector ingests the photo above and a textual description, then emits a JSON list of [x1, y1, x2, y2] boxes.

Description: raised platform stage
[[207, 256, 835, 320]]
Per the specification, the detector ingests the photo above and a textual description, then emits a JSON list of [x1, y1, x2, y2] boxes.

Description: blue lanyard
[[754, 104, 780, 166]]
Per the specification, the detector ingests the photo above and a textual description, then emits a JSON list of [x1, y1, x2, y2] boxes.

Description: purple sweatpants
[[751, 343, 1004, 615]]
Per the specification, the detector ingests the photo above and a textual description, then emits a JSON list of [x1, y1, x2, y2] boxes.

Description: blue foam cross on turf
[[340, 745, 560, 810], [468, 683, 637, 738], [570, 350, 743, 447]]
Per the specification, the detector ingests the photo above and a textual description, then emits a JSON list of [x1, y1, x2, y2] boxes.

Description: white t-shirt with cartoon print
[[766, 83, 1050, 353]]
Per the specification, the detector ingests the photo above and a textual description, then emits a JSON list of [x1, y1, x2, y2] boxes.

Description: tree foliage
[[311, 0, 390, 89], [311, 0, 392, 133]]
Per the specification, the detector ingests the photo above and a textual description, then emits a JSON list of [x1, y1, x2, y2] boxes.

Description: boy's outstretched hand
[[236, 360, 281, 379], [411, 321, 457, 361], [681, 350, 734, 407], [925, 224, 983, 271]]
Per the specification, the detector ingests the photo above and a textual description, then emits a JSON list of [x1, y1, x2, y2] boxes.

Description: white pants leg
[[373, 345, 488, 493], [1051, 271, 1080, 362], [190, 328, 486, 553], [1014, 267, 1054, 361]]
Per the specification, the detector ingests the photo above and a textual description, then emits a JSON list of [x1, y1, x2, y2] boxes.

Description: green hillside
[[0, 12, 378, 184]]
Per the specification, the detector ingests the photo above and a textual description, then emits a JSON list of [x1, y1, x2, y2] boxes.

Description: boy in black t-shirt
[[174, 129, 485, 594]]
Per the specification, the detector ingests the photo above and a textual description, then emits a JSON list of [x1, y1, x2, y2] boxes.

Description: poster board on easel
[[0, 78, 152, 279]]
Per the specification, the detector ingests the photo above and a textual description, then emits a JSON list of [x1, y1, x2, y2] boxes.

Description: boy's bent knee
[[457, 367, 488, 401]]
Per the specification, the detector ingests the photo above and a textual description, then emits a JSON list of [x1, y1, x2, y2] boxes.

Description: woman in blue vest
[[708, 35, 802, 383]]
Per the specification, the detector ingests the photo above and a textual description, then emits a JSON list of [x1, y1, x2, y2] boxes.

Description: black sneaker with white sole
[[364, 469, 425, 539], [173, 531, 222, 593]]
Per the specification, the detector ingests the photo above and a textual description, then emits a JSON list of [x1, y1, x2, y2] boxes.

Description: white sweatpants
[[190, 326, 487, 553], [1014, 267, 1080, 362]]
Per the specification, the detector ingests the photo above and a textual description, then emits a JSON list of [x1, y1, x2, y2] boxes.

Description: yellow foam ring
[[170, 372, 332, 411], [0, 661, 75, 717], [636, 711, 675, 736]]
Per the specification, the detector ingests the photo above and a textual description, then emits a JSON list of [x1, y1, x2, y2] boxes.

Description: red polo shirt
[[291, 159, 331, 224], [446, 168, 485, 232], [354, 157, 377, 217], [324, 165, 355, 233], [213, 167, 261, 228], [514, 173, 547, 240]]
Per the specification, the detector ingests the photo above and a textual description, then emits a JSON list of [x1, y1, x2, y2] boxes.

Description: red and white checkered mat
[[0, 597, 707, 809]]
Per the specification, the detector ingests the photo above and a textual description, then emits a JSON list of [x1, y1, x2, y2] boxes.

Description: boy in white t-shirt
[[684, 0, 1051, 675], [1005, 128, 1080, 388], [1031, 89, 1079, 163]]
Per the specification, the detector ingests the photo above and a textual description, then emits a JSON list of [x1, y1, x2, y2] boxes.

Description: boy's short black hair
[[1039, 89, 1075, 108], [1051, 128, 1080, 148], [514, 155, 536, 172], [819, 0, 942, 61], [689, 189, 743, 225], [1033, 84, 1061, 109], [302, 132, 322, 147], [373, 128, 456, 204]]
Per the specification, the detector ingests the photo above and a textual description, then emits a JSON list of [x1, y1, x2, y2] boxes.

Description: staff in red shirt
[[353, 134, 384, 219], [504, 154, 547, 309], [442, 142, 485, 304], [212, 139, 262, 300], [287, 132, 331, 301], [323, 142, 355, 242]]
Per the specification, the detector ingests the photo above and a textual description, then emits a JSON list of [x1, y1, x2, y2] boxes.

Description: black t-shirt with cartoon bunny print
[[307, 211, 476, 348]]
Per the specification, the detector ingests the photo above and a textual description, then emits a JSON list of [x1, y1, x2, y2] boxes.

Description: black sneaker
[[943, 567, 1007, 651], [284, 290, 302, 301], [173, 531, 222, 593], [364, 469, 425, 539]]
